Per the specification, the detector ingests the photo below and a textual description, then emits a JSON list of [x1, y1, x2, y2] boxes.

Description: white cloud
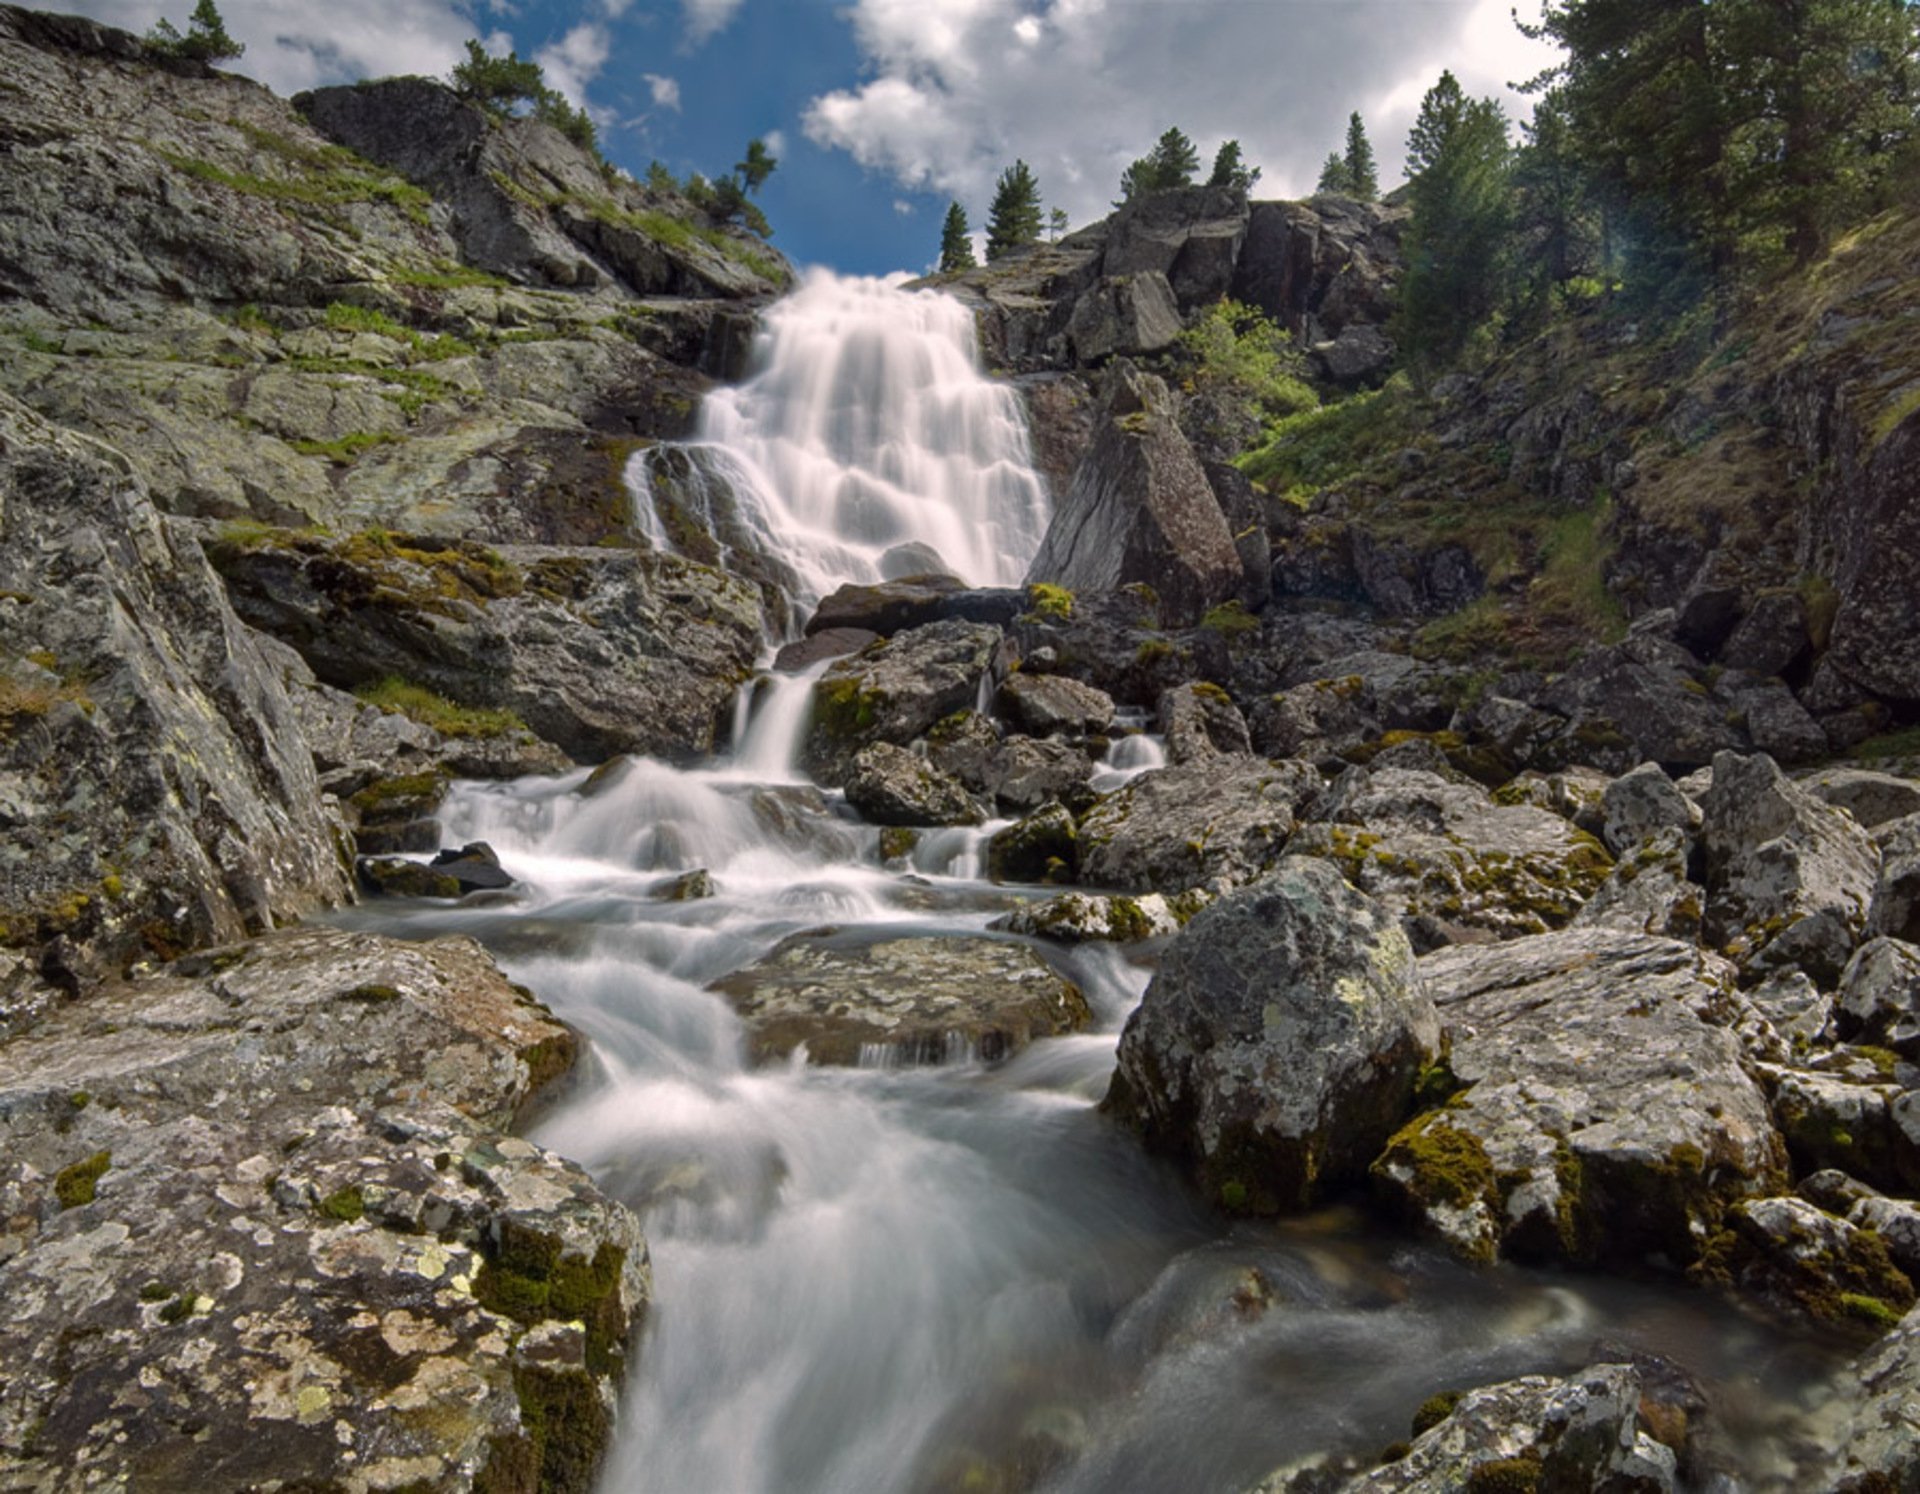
[[536, 22, 611, 107], [643, 72, 682, 111], [44, 0, 484, 95], [804, 0, 1562, 232], [682, 0, 744, 47], [893, 199, 914, 215], [762, 129, 786, 157]]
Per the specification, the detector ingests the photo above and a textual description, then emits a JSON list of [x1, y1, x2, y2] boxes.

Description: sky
[[40, 0, 1562, 275]]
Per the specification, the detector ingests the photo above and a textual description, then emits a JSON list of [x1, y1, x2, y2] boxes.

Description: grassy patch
[[1526, 501, 1626, 643], [354, 677, 527, 738], [390, 261, 513, 291], [1855, 726, 1920, 762], [1238, 382, 1413, 505], [153, 146, 431, 225], [324, 302, 408, 339], [289, 431, 400, 464]]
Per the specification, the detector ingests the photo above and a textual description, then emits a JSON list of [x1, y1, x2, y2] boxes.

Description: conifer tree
[[1343, 112, 1379, 199], [939, 202, 978, 272], [736, 139, 778, 194], [1048, 207, 1070, 241], [985, 161, 1043, 261], [1316, 152, 1354, 195], [1117, 127, 1201, 202], [1208, 140, 1260, 192], [148, 0, 244, 63]]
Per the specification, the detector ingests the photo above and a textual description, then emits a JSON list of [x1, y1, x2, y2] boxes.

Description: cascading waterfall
[[630, 269, 1052, 618], [337, 272, 1846, 1494]]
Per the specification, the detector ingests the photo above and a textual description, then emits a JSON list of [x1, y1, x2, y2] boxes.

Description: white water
[[336, 274, 1846, 1493], [631, 269, 1052, 614]]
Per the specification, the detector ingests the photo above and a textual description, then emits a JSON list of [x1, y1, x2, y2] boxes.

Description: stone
[[1834, 938, 1920, 1058], [1230, 196, 1406, 342], [1599, 761, 1701, 855], [773, 628, 878, 672], [1375, 931, 1785, 1266], [429, 842, 515, 891], [996, 672, 1115, 738], [1710, 1195, 1913, 1325], [843, 743, 983, 828], [1156, 682, 1251, 764], [1745, 969, 1832, 1054], [1766, 1065, 1906, 1191], [1104, 857, 1438, 1214], [712, 932, 1091, 1067], [1724, 673, 1829, 765], [1064, 271, 1184, 363], [801, 620, 1012, 788], [0, 926, 643, 1493], [1007, 586, 1205, 709], [925, 710, 1004, 794], [986, 804, 1078, 885], [803, 576, 1024, 637], [1570, 828, 1706, 942], [1804, 769, 1920, 831], [1721, 591, 1811, 676], [992, 889, 1204, 944], [1539, 635, 1740, 770], [1700, 751, 1879, 985], [1871, 813, 1920, 944], [1309, 323, 1395, 387], [357, 856, 464, 899], [1100, 185, 1249, 307], [1854, 1195, 1920, 1281], [1825, 1301, 1920, 1489], [1077, 757, 1312, 894], [983, 736, 1097, 815], [1024, 365, 1241, 628]]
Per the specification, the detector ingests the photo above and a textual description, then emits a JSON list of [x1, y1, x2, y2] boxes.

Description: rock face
[[0, 926, 645, 1493], [1023, 365, 1240, 627], [0, 396, 350, 1019], [1077, 757, 1310, 893], [712, 932, 1091, 1066], [1105, 858, 1438, 1213], [208, 527, 762, 765], [1374, 930, 1784, 1265]]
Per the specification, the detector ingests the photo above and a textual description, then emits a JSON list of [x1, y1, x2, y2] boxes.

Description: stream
[[339, 272, 1854, 1493]]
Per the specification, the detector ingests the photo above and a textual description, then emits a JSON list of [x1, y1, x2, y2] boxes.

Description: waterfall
[[631, 269, 1052, 621]]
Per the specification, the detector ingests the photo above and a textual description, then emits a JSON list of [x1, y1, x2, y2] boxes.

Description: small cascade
[[726, 662, 830, 781], [631, 269, 1052, 620]]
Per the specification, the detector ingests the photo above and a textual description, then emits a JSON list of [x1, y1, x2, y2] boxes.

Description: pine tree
[[1343, 113, 1379, 199], [736, 139, 778, 195], [1117, 127, 1201, 202], [1316, 152, 1354, 196], [1048, 207, 1070, 241], [1509, 89, 1601, 319], [1208, 140, 1260, 192], [939, 202, 977, 272], [450, 40, 547, 113], [985, 161, 1043, 261], [148, 0, 244, 62]]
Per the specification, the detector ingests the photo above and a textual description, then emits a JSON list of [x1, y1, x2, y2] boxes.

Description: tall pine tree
[[1117, 127, 1201, 202], [938, 202, 977, 272], [985, 161, 1043, 261], [1343, 113, 1379, 199], [1208, 140, 1260, 192], [1316, 151, 1355, 195]]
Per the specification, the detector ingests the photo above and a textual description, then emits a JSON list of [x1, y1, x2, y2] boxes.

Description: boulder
[[992, 889, 1205, 944], [0, 926, 644, 1493], [1310, 323, 1395, 387], [1156, 682, 1251, 764], [0, 396, 349, 1020], [712, 932, 1091, 1067], [1599, 762, 1701, 855], [982, 736, 1097, 815], [1023, 365, 1241, 628], [1008, 586, 1213, 708], [1805, 769, 1920, 831], [843, 743, 983, 827], [1077, 757, 1312, 894], [1765, 1063, 1909, 1192], [986, 803, 1077, 884], [1723, 672, 1829, 765], [1721, 591, 1811, 676], [1826, 1303, 1920, 1489], [1539, 634, 1741, 770], [803, 576, 1024, 637], [1871, 813, 1920, 944], [1064, 272, 1184, 363], [1700, 751, 1879, 984], [1834, 937, 1920, 1058], [801, 620, 1012, 787], [924, 709, 1003, 792], [1104, 857, 1437, 1213], [774, 627, 879, 672], [1570, 827, 1706, 941], [1099, 185, 1249, 308], [1230, 196, 1406, 341], [1707, 1195, 1913, 1326], [996, 672, 1115, 738], [1374, 931, 1785, 1265]]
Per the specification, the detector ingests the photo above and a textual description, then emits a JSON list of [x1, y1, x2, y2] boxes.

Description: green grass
[[289, 431, 399, 464], [1238, 382, 1412, 505], [324, 302, 408, 339], [354, 676, 528, 738], [1527, 501, 1627, 643], [390, 261, 512, 291], [1855, 726, 1920, 762], [152, 146, 431, 225]]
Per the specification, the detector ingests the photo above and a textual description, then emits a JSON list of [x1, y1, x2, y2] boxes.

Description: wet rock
[[1008, 586, 1205, 708], [803, 575, 1023, 637], [0, 926, 644, 1493], [1105, 857, 1438, 1214], [1078, 757, 1312, 894], [0, 395, 350, 1014], [1708, 1195, 1913, 1326], [1290, 767, 1614, 945], [1701, 751, 1879, 984], [992, 889, 1206, 944], [1024, 365, 1241, 628], [358, 855, 464, 899], [1599, 762, 1701, 856], [1826, 1301, 1920, 1488], [1157, 682, 1251, 764], [1375, 931, 1785, 1266], [844, 743, 983, 828], [996, 672, 1115, 738], [661, 868, 716, 901], [1805, 769, 1920, 832], [348, 769, 451, 857], [986, 804, 1078, 884], [773, 627, 878, 672], [801, 620, 1013, 788], [1834, 938, 1920, 1058], [983, 736, 1097, 815], [1570, 828, 1705, 941], [430, 842, 515, 891], [925, 709, 1003, 793], [713, 932, 1091, 1067], [1871, 813, 1920, 944]]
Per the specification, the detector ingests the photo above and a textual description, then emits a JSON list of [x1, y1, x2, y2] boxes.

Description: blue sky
[[44, 0, 1560, 276]]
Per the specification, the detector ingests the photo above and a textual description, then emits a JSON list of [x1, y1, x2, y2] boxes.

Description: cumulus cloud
[[643, 72, 683, 111], [761, 129, 786, 158], [682, 0, 744, 47], [45, 0, 483, 95], [536, 21, 611, 107], [804, 0, 1560, 229]]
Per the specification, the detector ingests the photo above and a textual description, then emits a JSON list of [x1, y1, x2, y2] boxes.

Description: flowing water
[[341, 273, 1854, 1492]]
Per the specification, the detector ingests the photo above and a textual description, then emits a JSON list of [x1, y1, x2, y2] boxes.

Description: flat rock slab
[[712, 933, 1090, 1066], [0, 926, 646, 1494], [1374, 929, 1786, 1266], [1078, 756, 1314, 894]]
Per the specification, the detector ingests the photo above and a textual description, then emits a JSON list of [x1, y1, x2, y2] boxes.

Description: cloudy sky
[[41, 0, 1560, 274]]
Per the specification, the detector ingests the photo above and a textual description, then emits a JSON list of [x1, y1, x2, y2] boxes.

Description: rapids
[[340, 273, 1852, 1493]]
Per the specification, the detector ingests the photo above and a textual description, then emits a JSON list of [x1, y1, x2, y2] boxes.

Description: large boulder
[[1872, 812, 1920, 944], [843, 743, 982, 827], [1099, 185, 1249, 309], [0, 926, 645, 1493], [1064, 272, 1184, 363], [1804, 768, 1920, 832], [803, 575, 1024, 636], [712, 932, 1091, 1066], [1569, 828, 1706, 942], [996, 671, 1115, 738], [1827, 1301, 1920, 1489], [1023, 365, 1241, 627], [1373, 930, 1785, 1266], [1700, 751, 1879, 984], [1599, 761, 1701, 856], [1156, 682, 1251, 763], [801, 620, 1012, 787], [1538, 635, 1743, 770], [1104, 857, 1438, 1213], [1078, 756, 1312, 894], [1230, 196, 1406, 342], [1833, 937, 1920, 1058], [0, 396, 350, 1020]]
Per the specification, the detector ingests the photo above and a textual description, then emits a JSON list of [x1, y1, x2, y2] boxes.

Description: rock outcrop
[[1077, 756, 1311, 893]]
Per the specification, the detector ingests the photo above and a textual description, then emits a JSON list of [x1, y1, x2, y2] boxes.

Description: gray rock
[[1156, 682, 1251, 763], [1065, 272, 1184, 362], [0, 396, 350, 1019], [1308, 323, 1395, 387], [1855, 1194, 1920, 1280], [1835, 938, 1920, 1058], [1713, 1195, 1913, 1325], [802, 620, 1012, 787], [772, 627, 879, 672], [1539, 635, 1739, 770], [1599, 761, 1701, 855], [804, 575, 1023, 636], [992, 889, 1207, 944], [1376, 931, 1784, 1265], [0, 926, 644, 1492], [843, 743, 983, 827], [1805, 768, 1920, 830], [1701, 751, 1879, 984], [986, 803, 1078, 884], [1746, 968, 1833, 1053], [984, 736, 1097, 814], [1721, 591, 1811, 676], [1824, 1301, 1920, 1488], [1024, 365, 1241, 627], [1766, 1065, 1906, 1190], [996, 672, 1115, 738], [1570, 827, 1705, 941], [1230, 196, 1406, 342], [1871, 813, 1920, 944], [925, 710, 1003, 793], [1724, 672, 1829, 765], [1100, 185, 1249, 307], [1078, 757, 1312, 894], [712, 932, 1091, 1067], [1105, 857, 1437, 1213]]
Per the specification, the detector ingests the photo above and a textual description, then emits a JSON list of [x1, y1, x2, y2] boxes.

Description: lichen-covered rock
[[1805, 769, 1920, 831], [803, 575, 1023, 636], [1701, 750, 1879, 984], [992, 888, 1208, 943], [1157, 681, 1251, 764], [712, 932, 1091, 1067], [1599, 761, 1701, 855], [1825, 1300, 1920, 1490], [1065, 271, 1185, 363], [1374, 931, 1785, 1266], [1871, 813, 1920, 944], [996, 671, 1115, 738], [0, 926, 644, 1493], [986, 803, 1078, 884], [1570, 828, 1705, 941], [1834, 938, 1920, 1058], [982, 735, 1097, 815], [1078, 757, 1313, 894], [1704, 1195, 1913, 1327], [843, 742, 983, 827], [1289, 767, 1613, 946], [1764, 1064, 1908, 1192], [1104, 857, 1438, 1213], [1538, 634, 1742, 771], [802, 620, 1012, 787], [0, 395, 350, 1022]]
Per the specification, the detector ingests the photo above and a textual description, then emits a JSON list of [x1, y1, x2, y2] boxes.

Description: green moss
[[354, 677, 527, 739], [342, 982, 402, 1003], [151, 145, 431, 224], [323, 301, 409, 339], [158, 1294, 194, 1325], [878, 827, 918, 861], [511, 1363, 611, 1494], [813, 675, 882, 744], [1375, 1115, 1496, 1214], [1841, 1291, 1907, 1328], [1025, 582, 1074, 620], [475, 1220, 630, 1379], [318, 1186, 365, 1223], [138, 1280, 172, 1302], [391, 261, 513, 291], [1134, 640, 1175, 666], [1199, 601, 1261, 635], [54, 1150, 111, 1209], [1410, 1389, 1462, 1437], [1466, 1455, 1542, 1494], [349, 770, 450, 816], [289, 430, 400, 465]]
